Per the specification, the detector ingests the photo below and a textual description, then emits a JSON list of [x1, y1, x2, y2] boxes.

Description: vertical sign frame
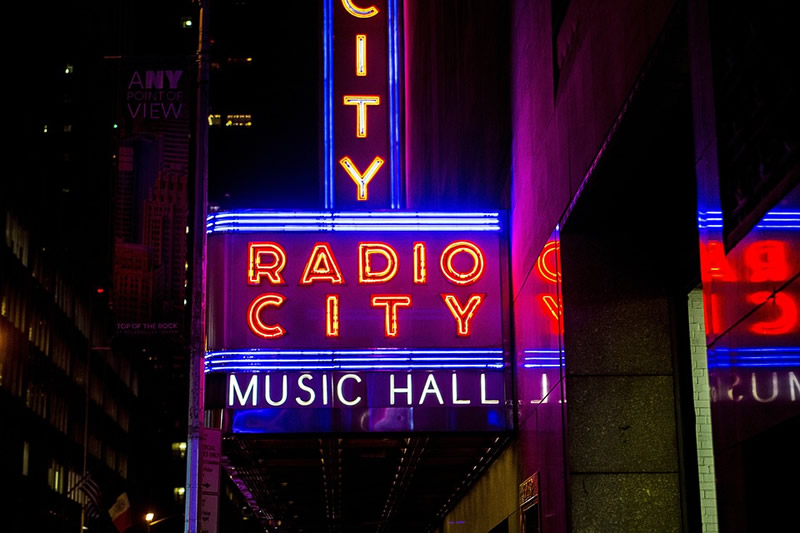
[[324, 0, 404, 209]]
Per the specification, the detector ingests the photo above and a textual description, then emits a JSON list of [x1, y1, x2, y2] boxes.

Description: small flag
[[109, 492, 133, 532], [72, 472, 105, 519]]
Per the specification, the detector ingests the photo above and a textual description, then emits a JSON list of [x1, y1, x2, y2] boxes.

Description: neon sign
[[205, 212, 511, 433], [226, 371, 502, 409], [202, 0, 511, 434]]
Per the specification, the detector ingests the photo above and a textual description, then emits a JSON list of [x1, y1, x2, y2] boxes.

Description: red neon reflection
[[703, 294, 724, 335], [744, 240, 790, 282], [701, 238, 797, 337], [700, 241, 737, 282], [539, 294, 564, 334], [536, 240, 560, 283], [747, 291, 798, 335]]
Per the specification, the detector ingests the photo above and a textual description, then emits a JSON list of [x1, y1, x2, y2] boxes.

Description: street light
[[145, 513, 178, 532]]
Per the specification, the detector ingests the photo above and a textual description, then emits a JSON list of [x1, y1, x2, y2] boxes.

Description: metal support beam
[[184, 0, 210, 530]]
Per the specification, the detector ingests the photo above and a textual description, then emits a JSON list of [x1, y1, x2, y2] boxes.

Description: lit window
[[65, 65, 73, 74], [225, 114, 252, 127], [208, 114, 222, 127], [43, 125, 48, 133], [171, 441, 187, 459], [181, 17, 193, 28], [22, 442, 29, 476], [174, 487, 186, 503], [48, 459, 64, 493]]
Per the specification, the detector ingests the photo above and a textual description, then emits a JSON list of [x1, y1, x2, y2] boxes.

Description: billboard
[[204, 211, 512, 432], [112, 58, 191, 332]]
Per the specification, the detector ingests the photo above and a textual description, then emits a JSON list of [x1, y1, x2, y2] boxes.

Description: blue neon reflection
[[707, 347, 800, 369], [206, 211, 503, 233], [521, 349, 563, 368], [518, 346, 800, 369], [697, 210, 800, 230]]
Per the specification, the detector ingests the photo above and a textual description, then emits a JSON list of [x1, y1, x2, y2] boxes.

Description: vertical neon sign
[[325, 0, 402, 209]]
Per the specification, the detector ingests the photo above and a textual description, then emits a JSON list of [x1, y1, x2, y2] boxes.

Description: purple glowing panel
[[231, 405, 508, 433], [205, 211, 512, 433], [224, 370, 504, 409], [220, 370, 508, 433]]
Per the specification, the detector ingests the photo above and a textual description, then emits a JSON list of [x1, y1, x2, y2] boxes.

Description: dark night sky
[[3, 0, 396, 299], [117, 0, 323, 210], [207, 1, 322, 211]]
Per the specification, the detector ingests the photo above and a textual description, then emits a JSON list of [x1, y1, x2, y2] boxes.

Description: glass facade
[[697, 183, 800, 531]]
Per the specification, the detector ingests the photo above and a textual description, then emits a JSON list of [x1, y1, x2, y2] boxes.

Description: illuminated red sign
[[700, 237, 800, 340], [204, 212, 511, 433]]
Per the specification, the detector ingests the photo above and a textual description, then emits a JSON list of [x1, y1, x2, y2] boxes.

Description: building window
[[48, 459, 65, 493], [22, 442, 29, 476], [172, 441, 187, 459], [68, 470, 86, 503], [225, 114, 252, 127], [208, 114, 222, 126], [174, 487, 186, 504], [65, 64, 73, 75]]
